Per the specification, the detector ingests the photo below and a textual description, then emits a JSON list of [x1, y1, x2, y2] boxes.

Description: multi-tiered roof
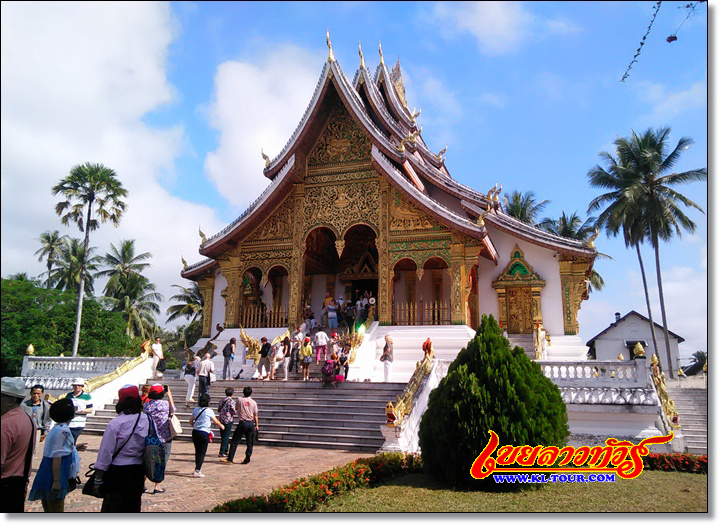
[[183, 38, 595, 279]]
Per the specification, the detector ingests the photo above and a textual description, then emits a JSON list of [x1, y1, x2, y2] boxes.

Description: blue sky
[[1, 1, 708, 363]]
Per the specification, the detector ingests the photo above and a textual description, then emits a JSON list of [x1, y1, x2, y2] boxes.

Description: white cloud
[[480, 92, 508, 108], [545, 18, 582, 35], [401, 66, 463, 149], [1, 2, 224, 325], [635, 79, 707, 122], [204, 45, 325, 209], [432, 1, 535, 55]]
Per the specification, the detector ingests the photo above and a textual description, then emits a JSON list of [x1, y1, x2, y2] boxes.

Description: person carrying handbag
[[91, 385, 150, 513]]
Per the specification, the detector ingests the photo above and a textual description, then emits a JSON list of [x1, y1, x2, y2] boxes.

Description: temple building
[[181, 39, 598, 342]]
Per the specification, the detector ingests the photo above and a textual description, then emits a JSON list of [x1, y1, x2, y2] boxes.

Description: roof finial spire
[[379, 41, 384, 65], [261, 148, 271, 168], [359, 41, 365, 69], [326, 28, 334, 62]]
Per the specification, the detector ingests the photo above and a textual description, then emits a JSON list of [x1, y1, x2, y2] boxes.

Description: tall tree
[[105, 272, 163, 339], [588, 127, 706, 377], [34, 230, 68, 285], [45, 238, 101, 296], [538, 211, 608, 293], [166, 282, 204, 324], [501, 190, 550, 226], [96, 239, 152, 296], [52, 162, 127, 356]]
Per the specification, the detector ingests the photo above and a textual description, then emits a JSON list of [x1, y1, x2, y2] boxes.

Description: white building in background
[[586, 310, 684, 378]]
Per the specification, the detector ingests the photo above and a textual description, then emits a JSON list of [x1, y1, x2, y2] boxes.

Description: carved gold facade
[[210, 100, 483, 329], [492, 246, 545, 334], [558, 255, 591, 335]]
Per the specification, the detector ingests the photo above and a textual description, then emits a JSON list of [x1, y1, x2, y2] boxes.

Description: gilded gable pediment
[[308, 104, 370, 167]]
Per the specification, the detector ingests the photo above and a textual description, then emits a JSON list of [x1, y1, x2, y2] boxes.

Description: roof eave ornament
[[199, 227, 207, 245], [261, 148, 271, 168], [379, 41, 385, 66], [587, 228, 600, 250], [359, 41, 365, 69], [326, 28, 335, 62], [181, 256, 188, 271], [436, 144, 447, 162], [410, 107, 422, 124]]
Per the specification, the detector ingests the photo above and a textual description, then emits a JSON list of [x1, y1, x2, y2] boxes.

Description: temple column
[[197, 276, 215, 338], [559, 256, 591, 335], [219, 265, 241, 328], [450, 236, 468, 325], [378, 179, 392, 325], [288, 185, 305, 324]]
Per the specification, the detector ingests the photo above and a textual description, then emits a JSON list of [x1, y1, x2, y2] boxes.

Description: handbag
[[169, 414, 183, 437], [144, 414, 166, 483], [303, 356, 312, 365], [379, 353, 387, 362], [156, 358, 167, 372], [83, 413, 141, 498]]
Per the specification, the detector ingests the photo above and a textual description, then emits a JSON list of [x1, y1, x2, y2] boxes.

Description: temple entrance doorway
[[506, 286, 533, 334], [339, 225, 378, 322]]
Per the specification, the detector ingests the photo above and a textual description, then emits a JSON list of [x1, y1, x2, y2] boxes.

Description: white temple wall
[[212, 269, 227, 329], [593, 316, 680, 376], [477, 226, 564, 335]]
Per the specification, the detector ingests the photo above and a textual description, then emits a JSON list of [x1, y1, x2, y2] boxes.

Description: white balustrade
[[541, 359, 649, 388], [22, 356, 133, 378]]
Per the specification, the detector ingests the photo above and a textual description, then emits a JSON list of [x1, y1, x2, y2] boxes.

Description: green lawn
[[318, 471, 707, 513]]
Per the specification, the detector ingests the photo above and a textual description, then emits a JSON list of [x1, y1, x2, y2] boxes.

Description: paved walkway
[[25, 434, 369, 513]]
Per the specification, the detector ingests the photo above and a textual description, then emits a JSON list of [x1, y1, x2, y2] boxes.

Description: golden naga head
[[587, 228, 600, 249]]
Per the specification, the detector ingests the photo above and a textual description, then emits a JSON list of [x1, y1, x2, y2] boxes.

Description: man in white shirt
[[314, 330, 329, 365], [151, 337, 164, 379]]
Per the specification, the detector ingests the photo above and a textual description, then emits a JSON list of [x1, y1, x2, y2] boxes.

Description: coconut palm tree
[[96, 239, 152, 296], [166, 282, 204, 324], [46, 238, 101, 296], [538, 211, 608, 293], [34, 230, 69, 286], [501, 190, 550, 226], [105, 272, 163, 339], [53, 163, 127, 356], [588, 127, 706, 378], [690, 350, 707, 367]]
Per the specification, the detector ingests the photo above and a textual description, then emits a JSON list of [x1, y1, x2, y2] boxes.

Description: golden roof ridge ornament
[[199, 227, 207, 245], [379, 41, 384, 65], [359, 41, 365, 69], [477, 208, 490, 228], [181, 256, 188, 271], [261, 148, 271, 168], [587, 228, 600, 249], [436, 144, 447, 161], [410, 107, 422, 123], [326, 28, 334, 62]]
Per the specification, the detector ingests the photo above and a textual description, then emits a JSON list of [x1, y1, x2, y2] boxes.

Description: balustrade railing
[[23, 357, 133, 377], [385, 346, 435, 426], [240, 305, 289, 328], [392, 300, 450, 326], [541, 360, 645, 387]]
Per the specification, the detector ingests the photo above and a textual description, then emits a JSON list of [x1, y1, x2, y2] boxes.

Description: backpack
[[222, 343, 233, 358], [143, 415, 166, 483], [321, 361, 334, 376]]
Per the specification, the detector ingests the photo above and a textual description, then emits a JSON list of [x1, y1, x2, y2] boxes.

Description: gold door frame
[[491, 245, 545, 333]]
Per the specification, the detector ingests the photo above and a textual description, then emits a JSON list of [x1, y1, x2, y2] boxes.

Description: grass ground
[[318, 471, 707, 513]]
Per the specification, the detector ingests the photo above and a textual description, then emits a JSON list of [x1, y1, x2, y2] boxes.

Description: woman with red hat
[[142, 384, 174, 494], [299, 337, 313, 381], [92, 384, 150, 512]]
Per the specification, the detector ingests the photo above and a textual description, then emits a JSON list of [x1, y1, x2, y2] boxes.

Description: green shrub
[[211, 453, 423, 512], [418, 314, 569, 490]]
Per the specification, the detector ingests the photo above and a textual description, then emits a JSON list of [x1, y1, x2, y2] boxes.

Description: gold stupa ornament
[[633, 342, 646, 358], [26, 344, 35, 355]]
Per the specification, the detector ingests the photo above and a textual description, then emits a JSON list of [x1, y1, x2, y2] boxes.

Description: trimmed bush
[[211, 452, 423, 512], [643, 453, 707, 474], [418, 314, 569, 490]]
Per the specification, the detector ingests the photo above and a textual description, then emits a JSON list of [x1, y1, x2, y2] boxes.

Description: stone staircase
[[371, 325, 475, 382], [545, 335, 590, 361], [666, 386, 707, 455], [84, 375, 405, 453], [506, 334, 535, 359]]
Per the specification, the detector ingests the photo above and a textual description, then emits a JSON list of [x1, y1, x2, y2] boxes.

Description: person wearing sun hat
[[1, 377, 37, 512], [93, 384, 150, 512], [64, 378, 93, 445]]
